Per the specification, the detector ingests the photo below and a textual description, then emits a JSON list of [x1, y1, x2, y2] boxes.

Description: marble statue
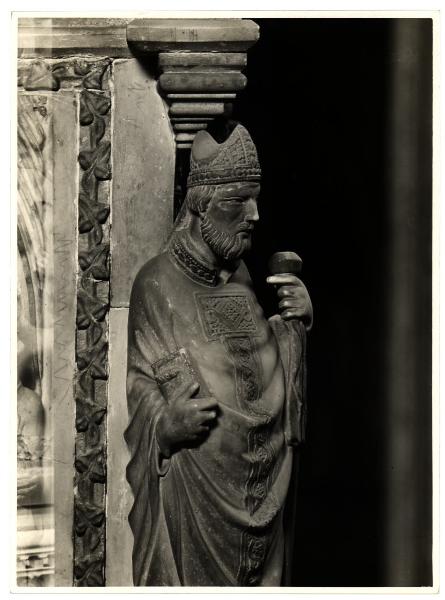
[[125, 123, 312, 586]]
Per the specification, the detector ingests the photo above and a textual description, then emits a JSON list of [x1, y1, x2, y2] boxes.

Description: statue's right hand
[[156, 382, 218, 457]]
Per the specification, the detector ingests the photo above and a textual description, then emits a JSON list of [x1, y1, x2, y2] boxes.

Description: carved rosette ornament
[[17, 59, 111, 92], [126, 19, 259, 148], [74, 60, 111, 587]]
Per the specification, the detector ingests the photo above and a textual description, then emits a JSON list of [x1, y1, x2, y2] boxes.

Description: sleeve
[[124, 268, 180, 584], [269, 315, 307, 446], [125, 270, 176, 480]]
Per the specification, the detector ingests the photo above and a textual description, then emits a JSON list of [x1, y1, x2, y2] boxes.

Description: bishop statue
[[125, 122, 313, 586]]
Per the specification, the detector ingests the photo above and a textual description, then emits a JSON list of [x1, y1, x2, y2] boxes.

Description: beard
[[200, 214, 251, 262]]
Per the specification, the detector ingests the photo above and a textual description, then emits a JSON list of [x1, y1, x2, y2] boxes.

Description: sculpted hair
[[185, 185, 216, 214]]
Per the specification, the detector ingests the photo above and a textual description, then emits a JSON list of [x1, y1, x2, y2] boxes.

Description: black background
[[230, 18, 433, 586]]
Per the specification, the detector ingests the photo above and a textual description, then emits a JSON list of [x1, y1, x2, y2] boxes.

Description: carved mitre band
[[187, 124, 261, 188]]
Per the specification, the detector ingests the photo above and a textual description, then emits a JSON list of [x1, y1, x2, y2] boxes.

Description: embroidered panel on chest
[[196, 292, 265, 415], [195, 292, 258, 340]]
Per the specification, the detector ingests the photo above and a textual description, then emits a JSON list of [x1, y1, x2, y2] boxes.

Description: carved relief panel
[[17, 93, 55, 587], [16, 56, 112, 587]]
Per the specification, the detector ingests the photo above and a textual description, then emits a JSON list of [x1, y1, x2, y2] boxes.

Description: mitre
[[187, 123, 261, 188]]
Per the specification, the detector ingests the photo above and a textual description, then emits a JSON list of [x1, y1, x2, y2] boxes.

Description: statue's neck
[[185, 216, 220, 269]]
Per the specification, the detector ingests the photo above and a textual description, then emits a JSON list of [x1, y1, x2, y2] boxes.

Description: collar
[[169, 233, 219, 287]]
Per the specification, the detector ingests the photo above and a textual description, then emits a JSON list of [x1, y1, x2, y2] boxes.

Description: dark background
[[231, 19, 433, 587]]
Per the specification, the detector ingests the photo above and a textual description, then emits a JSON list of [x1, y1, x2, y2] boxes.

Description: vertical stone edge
[[73, 59, 112, 587], [106, 57, 134, 586], [384, 21, 433, 586], [106, 57, 176, 585], [52, 91, 79, 586], [106, 308, 133, 586], [110, 58, 175, 308]]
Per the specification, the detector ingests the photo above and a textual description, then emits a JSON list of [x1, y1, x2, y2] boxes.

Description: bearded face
[[198, 182, 261, 262], [200, 212, 249, 261]]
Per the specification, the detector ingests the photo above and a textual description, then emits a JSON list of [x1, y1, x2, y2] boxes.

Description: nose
[[246, 198, 259, 223]]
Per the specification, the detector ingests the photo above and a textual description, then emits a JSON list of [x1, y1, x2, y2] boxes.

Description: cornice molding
[[18, 18, 259, 148], [18, 18, 133, 58], [18, 17, 259, 58], [126, 18, 259, 52]]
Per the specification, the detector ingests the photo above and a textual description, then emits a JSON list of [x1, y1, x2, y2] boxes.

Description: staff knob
[[268, 251, 303, 276]]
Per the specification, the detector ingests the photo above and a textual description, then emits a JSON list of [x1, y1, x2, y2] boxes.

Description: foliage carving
[[73, 60, 111, 588]]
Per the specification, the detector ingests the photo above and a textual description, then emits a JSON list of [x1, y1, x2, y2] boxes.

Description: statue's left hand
[[267, 274, 313, 330]]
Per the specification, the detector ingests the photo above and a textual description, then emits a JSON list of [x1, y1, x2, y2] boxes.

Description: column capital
[[127, 18, 260, 148]]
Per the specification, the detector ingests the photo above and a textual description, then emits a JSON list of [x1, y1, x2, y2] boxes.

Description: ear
[[198, 193, 214, 218]]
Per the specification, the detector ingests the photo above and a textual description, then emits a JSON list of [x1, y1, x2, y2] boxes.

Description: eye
[[224, 196, 245, 203]]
